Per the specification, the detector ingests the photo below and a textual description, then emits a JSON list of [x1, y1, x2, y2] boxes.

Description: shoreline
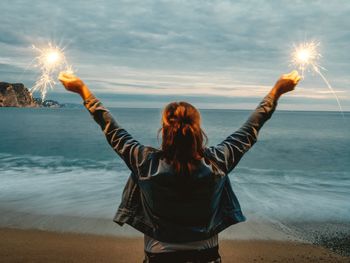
[[1, 209, 349, 256], [0, 209, 303, 241], [1, 227, 349, 263]]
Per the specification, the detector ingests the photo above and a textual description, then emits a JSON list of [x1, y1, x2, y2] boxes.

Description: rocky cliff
[[0, 82, 37, 107]]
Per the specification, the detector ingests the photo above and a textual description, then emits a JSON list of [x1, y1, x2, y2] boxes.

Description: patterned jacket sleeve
[[205, 94, 277, 174], [83, 94, 147, 176]]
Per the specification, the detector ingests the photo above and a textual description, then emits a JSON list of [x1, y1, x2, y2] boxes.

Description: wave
[[0, 153, 124, 171], [231, 167, 350, 222], [1, 153, 349, 223]]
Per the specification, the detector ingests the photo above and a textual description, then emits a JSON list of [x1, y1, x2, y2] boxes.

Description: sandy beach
[[1, 227, 349, 263]]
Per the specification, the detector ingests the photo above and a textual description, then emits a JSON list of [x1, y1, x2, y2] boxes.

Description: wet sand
[[1, 227, 349, 263]]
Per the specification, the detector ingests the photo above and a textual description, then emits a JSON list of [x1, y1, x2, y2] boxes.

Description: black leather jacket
[[83, 94, 277, 243]]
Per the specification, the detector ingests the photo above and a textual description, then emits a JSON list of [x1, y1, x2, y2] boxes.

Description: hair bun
[[181, 123, 192, 136], [174, 105, 193, 124]]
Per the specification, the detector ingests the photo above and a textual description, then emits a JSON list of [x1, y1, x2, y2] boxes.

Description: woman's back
[[138, 154, 221, 227]]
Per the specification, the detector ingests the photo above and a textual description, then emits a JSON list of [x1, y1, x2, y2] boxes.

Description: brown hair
[[158, 101, 208, 175]]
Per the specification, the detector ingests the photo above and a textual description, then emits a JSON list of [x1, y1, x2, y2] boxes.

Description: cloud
[[0, 0, 349, 110]]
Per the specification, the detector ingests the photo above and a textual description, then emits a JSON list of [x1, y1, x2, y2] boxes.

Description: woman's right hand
[[270, 70, 301, 100]]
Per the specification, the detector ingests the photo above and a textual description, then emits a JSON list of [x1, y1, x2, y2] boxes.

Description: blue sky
[[0, 0, 349, 110]]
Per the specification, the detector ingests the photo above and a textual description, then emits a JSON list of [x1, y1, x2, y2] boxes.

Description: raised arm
[[205, 70, 301, 174], [58, 72, 147, 176]]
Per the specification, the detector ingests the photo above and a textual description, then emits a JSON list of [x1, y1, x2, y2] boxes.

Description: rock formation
[[0, 82, 37, 107], [33, 98, 61, 108], [0, 82, 64, 108]]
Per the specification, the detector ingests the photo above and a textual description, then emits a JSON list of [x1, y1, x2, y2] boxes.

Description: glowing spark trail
[[291, 41, 344, 118], [31, 43, 73, 100]]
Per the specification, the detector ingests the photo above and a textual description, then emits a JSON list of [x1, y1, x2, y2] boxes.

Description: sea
[[0, 106, 349, 254]]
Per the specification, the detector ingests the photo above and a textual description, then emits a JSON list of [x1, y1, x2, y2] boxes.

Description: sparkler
[[31, 43, 73, 100], [291, 41, 344, 118]]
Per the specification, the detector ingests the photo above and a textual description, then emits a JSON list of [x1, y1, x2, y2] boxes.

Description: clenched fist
[[58, 72, 92, 100], [275, 70, 301, 95], [270, 70, 301, 100]]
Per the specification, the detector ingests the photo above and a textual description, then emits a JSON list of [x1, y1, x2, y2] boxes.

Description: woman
[[59, 70, 301, 263]]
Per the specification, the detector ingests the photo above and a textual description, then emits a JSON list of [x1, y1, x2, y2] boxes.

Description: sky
[[0, 0, 349, 110]]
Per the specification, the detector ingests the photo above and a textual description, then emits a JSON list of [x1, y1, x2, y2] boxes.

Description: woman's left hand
[[58, 72, 92, 100], [58, 72, 86, 94]]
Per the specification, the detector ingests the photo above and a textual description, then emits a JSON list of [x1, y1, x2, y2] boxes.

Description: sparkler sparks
[[31, 43, 73, 100], [291, 41, 344, 118], [291, 41, 321, 77]]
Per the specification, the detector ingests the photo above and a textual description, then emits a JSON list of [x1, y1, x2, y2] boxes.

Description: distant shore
[[1, 227, 349, 263]]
